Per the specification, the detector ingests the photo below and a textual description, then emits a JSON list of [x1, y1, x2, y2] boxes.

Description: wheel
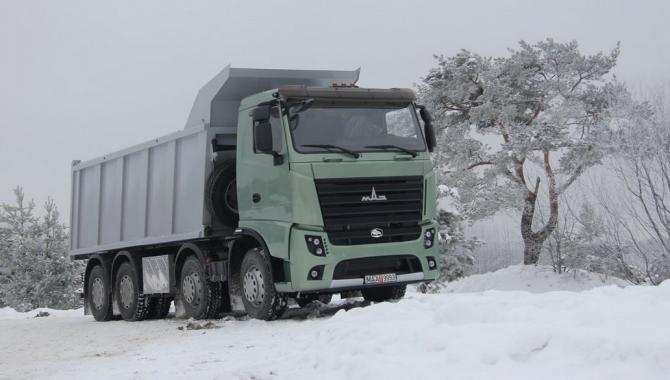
[[146, 295, 173, 319], [87, 265, 113, 321], [206, 162, 238, 226], [240, 248, 287, 320], [179, 256, 222, 319], [114, 261, 150, 321], [296, 294, 333, 308], [361, 284, 407, 303]]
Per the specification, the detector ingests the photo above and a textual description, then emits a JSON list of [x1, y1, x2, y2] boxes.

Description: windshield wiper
[[301, 144, 361, 158], [364, 145, 418, 158]]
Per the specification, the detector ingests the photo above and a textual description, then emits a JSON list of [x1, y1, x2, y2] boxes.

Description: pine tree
[[420, 208, 478, 292], [418, 39, 631, 265], [0, 188, 82, 311]]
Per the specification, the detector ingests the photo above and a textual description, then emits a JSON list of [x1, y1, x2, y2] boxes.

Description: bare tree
[[605, 85, 670, 283]]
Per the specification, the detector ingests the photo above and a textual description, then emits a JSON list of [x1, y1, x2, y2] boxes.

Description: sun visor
[[278, 86, 416, 104]]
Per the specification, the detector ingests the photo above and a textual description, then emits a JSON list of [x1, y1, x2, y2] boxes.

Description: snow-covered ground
[[1, 265, 669, 380]]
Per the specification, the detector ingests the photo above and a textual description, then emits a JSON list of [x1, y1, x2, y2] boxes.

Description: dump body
[[69, 125, 213, 256]]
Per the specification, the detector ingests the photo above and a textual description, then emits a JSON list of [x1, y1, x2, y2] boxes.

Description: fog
[[1, 0, 669, 216]]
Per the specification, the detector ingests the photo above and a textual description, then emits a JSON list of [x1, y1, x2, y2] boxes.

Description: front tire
[[114, 262, 150, 321], [240, 248, 287, 320], [87, 265, 113, 322], [361, 284, 406, 303]]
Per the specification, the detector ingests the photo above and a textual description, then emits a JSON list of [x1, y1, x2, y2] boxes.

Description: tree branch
[[467, 161, 494, 170]]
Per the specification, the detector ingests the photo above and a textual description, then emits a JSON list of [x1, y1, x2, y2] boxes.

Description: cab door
[[236, 105, 292, 223]]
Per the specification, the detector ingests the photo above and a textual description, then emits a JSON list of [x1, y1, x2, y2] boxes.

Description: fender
[[111, 250, 143, 290], [174, 242, 208, 289], [84, 253, 113, 298], [231, 227, 271, 256]]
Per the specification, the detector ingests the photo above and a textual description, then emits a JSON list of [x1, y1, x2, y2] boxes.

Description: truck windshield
[[289, 103, 426, 154]]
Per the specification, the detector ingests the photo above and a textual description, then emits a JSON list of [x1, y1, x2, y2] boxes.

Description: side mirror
[[251, 105, 272, 122], [418, 106, 437, 153], [254, 121, 273, 153], [252, 105, 284, 165]]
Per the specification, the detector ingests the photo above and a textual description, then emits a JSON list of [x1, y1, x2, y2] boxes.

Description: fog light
[[307, 265, 325, 280], [427, 256, 437, 270]]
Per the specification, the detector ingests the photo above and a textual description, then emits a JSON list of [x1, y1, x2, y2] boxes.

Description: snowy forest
[[2, 38, 669, 310]]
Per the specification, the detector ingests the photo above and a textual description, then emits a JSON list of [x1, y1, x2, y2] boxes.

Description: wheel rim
[[91, 277, 105, 310], [119, 275, 134, 309], [224, 179, 238, 214], [182, 272, 202, 305], [243, 266, 265, 306]]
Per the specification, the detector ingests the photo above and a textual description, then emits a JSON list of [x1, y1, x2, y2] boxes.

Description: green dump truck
[[70, 66, 439, 321]]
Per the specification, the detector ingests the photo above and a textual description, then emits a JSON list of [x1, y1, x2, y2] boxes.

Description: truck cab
[[235, 86, 439, 296]]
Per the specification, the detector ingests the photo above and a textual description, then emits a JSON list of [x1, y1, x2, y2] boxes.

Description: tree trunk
[[520, 171, 559, 265], [523, 236, 544, 265]]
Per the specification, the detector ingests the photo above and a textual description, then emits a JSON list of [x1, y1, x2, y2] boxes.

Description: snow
[[1, 268, 669, 380], [443, 264, 630, 293]]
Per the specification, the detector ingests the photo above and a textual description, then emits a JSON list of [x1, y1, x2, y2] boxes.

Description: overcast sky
[[1, 0, 669, 217]]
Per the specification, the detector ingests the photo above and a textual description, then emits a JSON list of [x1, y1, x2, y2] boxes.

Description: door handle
[[252, 193, 261, 203]]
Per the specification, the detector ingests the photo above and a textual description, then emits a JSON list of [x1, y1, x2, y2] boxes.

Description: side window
[[385, 107, 417, 138]]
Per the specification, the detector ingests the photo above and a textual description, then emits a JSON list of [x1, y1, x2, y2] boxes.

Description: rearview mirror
[[418, 106, 437, 153], [254, 121, 273, 153], [251, 105, 272, 122]]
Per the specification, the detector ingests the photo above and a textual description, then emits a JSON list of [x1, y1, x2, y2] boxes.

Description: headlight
[[424, 228, 435, 248], [305, 235, 327, 256]]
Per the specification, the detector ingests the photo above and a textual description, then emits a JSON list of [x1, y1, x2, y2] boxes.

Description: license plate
[[364, 273, 397, 284]]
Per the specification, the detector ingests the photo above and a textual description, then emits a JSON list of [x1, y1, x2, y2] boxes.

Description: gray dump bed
[[69, 66, 360, 257]]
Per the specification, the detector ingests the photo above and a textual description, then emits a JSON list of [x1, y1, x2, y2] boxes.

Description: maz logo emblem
[[370, 228, 384, 238], [361, 187, 387, 202]]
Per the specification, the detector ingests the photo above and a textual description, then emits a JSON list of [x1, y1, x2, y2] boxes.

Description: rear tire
[[114, 262, 150, 321], [179, 256, 221, 319], [240, 248, 287, 320], [146, 295, 173, 319], [361, 284, 406, 303], [87, 265, 113, 322]]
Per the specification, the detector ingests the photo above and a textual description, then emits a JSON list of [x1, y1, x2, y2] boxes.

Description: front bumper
[[275, 222, 439, 293]]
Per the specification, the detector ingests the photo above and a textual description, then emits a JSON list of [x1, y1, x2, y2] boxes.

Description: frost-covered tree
[[435, 209, 477, 282], [0, 188, 82, 311], [607, 84, 670, 283], [420, 209, 477, 292], [419, 39, 629, 264]]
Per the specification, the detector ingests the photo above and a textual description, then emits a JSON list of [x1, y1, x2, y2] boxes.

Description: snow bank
[[0, 306, 82, 320], [1, 273, 668, 380], [444, 264, 630, 293]]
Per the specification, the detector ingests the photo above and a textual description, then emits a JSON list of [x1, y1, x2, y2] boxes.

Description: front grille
[[333, 255, 422, 279], [315, 176, 423, 245]]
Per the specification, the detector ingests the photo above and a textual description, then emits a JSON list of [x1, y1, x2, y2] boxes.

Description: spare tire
[[206, 162, 239, 226]]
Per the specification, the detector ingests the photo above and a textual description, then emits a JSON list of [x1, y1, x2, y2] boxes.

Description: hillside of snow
[[443, 264, 630, 293], [1, 267, 668, 380]]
